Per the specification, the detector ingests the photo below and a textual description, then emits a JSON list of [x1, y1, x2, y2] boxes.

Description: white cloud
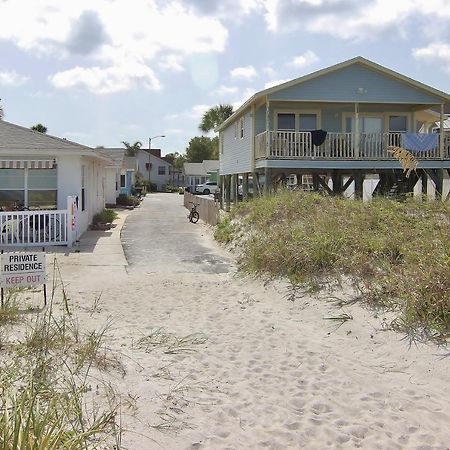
[[50, 63, 161, 94], [288, 50, 319, 69], [413, 42, 450, 72], [262, 0, 448, 40], [0, 0, 228, 93], [158, 54, 185, 72], [264, 78, 290, 89], [212, 85, 239, 96], [230, 65, 258, 81], [0, 71, 29, 86], [231, 87, 257, 110], [164, 104, 212, 122]]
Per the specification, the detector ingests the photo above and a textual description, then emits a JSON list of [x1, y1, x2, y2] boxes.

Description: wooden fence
[[184, 192, 219, 226]]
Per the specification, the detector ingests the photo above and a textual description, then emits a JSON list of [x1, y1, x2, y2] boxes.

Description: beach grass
[[0, 281, 122, 448], [215, 190, 450, 342]]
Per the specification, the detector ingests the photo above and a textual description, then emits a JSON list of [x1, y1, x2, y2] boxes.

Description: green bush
[[218, 190, 450, 342], [214, 216, 235, 244], [116, 194, 140, 207], [93, 208, 118, 224]]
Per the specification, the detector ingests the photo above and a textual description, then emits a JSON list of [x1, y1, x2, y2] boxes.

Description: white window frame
[[120, 173, 126, 189], [239, 117, 245, 139]]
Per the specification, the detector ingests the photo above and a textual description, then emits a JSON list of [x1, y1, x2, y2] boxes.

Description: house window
[[277, 113, 295, 131], [299, 114, 317, 131], [239, 117, 245, 139], [389, 115, 407, 132], [0, 168, 56, 209], [0, 169, 25, 208], [120, 174, 126, 188], [27, 168, 57, 209], [81, 165, 86, 211], [145, 162, 151, 171], [158, 166, 166, 175]]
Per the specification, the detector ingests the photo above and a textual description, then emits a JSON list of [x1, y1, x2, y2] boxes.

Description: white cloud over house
[[413, 42, 450, 72], [288, 50, 319, 69], [230, 65, 258, 81]]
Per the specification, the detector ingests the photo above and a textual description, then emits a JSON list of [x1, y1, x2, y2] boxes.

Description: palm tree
[[199, 104, 234, 133], [122, 141, 142, 157], [31, 123, 47, 133]]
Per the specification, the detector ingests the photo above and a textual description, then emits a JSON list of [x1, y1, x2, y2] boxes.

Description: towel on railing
[[403, 133, 438, 153], [310, 129, 327, 146]]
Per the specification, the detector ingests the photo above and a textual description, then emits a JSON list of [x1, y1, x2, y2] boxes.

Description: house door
[[346, 116, 383, 156]]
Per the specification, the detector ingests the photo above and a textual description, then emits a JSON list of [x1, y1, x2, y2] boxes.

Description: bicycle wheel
[[190, 211, 199, 224]]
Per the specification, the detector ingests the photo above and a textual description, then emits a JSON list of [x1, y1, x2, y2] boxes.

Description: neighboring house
[[0, 120, 113, 244], [217, 56, 450, 202], [102, 149, 137, 204], [183, 160, 219, 190], [136, 149, 172, 191]]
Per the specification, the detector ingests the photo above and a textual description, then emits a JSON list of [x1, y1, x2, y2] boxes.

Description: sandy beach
[[52, 194, 450, 449]]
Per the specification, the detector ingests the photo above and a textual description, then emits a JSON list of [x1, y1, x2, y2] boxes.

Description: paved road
[[121, 193, 231, 274]]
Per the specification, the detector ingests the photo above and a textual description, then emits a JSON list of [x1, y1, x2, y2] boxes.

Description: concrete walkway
[[121, 193, 231, 274]]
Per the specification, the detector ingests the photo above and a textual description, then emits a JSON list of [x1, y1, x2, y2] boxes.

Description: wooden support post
[[312, 173, 320, 192], [436, 169, 444, 200], [264, 167, 271, 195], [225, 175, 231, 212], [342, 176, 354, 194], [421, 171, 428, 197], [230, 174, 236, 202], [331, 170, 343, 195], [354, 171, 363, 199], [234, 174, 239, 205], [242, 172, 249, 201], [253, 171, 261, 197]]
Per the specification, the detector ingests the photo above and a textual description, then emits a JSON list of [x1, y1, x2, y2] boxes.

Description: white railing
[[255, 131, 448, 160], [0, 210, 68, 247]]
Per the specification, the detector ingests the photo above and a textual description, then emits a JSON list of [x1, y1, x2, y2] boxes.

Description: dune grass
[[0, 280, 122, 448], [215, 190, 450, 342]]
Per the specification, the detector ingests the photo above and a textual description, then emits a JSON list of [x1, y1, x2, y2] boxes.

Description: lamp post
[[148, 134, 165, 183]]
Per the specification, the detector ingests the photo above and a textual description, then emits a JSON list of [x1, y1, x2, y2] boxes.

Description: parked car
[[194, 181, 219, 195], [238, 181, 254, 199]]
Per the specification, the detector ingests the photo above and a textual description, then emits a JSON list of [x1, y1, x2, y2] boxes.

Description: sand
[[50, 208, 450, 450]]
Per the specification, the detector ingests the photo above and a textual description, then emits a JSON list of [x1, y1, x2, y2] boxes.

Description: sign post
[[0, 250, 47, 307]]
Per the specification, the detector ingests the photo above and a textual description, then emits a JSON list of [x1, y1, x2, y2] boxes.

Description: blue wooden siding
[[255, 105, 266, 134], [268, 63, 443, 104]]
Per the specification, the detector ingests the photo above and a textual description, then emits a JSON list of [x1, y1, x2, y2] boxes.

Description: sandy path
[[55, 194, 450, 450]]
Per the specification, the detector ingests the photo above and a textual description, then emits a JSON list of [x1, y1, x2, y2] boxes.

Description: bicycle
[[187, 202, 200, 223]]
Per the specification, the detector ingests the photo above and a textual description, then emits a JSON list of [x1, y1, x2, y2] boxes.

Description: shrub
[[93, 208, 118, 224], [116, 194, 140, 207], [214, 216, 235, 244]]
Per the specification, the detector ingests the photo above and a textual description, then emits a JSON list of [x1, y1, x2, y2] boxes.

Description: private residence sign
[[0, 252, 46, 288]]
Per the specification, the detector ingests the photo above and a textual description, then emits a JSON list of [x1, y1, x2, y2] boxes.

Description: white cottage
[[0, 120, 113, 246]]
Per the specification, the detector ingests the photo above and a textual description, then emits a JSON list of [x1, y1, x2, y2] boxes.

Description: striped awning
[[0, 159, 56, 169]]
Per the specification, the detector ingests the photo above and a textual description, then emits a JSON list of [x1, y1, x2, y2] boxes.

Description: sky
[[1, 0, 450, 155]]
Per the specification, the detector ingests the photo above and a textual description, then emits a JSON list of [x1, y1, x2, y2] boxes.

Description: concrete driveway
[[121, 193, 231, 274]]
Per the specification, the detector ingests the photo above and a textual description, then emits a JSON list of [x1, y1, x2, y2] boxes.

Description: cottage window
[[277, 113, 295, 131], [239, 117, 245, 139], [120, 174, 126, 188], [0, 168, 56, 209], [27, 168, 57, 209], [158, 166, 166, 175], [299, 114, 317, 131], [0, 169, 25, 208], [389, 116, 407, 132]]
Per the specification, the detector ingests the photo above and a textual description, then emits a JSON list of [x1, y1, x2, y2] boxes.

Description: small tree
[[185, 136, 217, 162], [31, 123, 48, 133], [122, 141, 142, 157]]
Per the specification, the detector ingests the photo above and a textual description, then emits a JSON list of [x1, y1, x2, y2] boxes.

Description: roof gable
[[269, 62, 444, 104]]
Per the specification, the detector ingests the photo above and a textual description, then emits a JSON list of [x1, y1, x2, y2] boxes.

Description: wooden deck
[[255, 131, 449, 161]]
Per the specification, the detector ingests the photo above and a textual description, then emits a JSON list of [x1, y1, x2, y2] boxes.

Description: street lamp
[[148, 134, 166, 182]]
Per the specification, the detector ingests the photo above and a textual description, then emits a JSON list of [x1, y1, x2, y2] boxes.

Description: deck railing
[[0, 210, 68, 247], [255, 131, 448, 160]]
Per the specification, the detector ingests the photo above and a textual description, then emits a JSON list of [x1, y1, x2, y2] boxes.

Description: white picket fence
[[0, 197, 78, 248]]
